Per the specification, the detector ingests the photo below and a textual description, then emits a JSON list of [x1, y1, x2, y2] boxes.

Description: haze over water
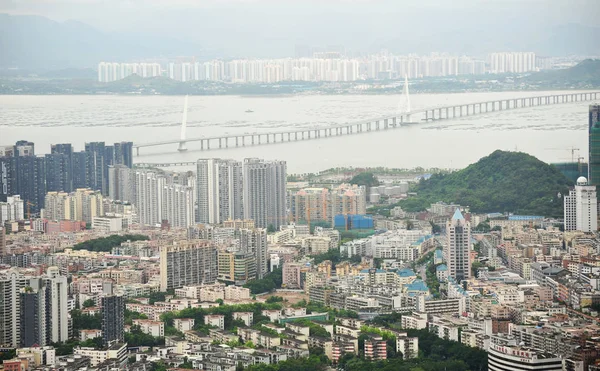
[[0, 90, 593, 173]]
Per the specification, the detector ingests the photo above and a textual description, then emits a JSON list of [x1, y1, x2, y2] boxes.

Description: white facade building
[[196, 159, 243, 224], [0, 195, 24, 222], [243, 158, 287, 229], [564, 176, 598, 232], [445, 209, 471, 281]]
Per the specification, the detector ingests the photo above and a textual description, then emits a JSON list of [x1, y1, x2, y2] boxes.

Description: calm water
[[0, 91, 595, 173]]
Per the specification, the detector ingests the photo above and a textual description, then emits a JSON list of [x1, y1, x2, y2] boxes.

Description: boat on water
[[245, 109, 254, 113]]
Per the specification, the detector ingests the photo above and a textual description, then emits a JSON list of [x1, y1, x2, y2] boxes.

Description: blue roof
[[397, 268, 416, 277], [436, 264, 448, 272], [360, 269, 385, 274], [405, 279, 429, 292], [452, 208, 464, 220], [412, 235, 433, 246]]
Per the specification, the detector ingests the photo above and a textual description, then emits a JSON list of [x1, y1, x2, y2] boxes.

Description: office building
[[159, 240, 218, 291], [14, 155, 46, 214], [589, 105, 600, 186], [85, 142, 108, 194], [0, 195, 24, 222], [72, 151, 88, 189], [108, 165, 134, 203], [445, 209, 471, 281], [45, 153, 72, 193], [101, 283, 125, 347], [243, 158, 287, 229], [196, 158, 243, 224], [488, 344, 562, 371], [564, 177, 598, 232], [113, 142, 133, 168]]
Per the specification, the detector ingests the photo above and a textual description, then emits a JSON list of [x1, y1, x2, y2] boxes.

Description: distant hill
[[525, 59, 600, 86], [399, 151, 572, 217]]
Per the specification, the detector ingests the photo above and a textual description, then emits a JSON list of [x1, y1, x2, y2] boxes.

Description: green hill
[[400, 150, 573, 217], [525, 59, 600, 86]]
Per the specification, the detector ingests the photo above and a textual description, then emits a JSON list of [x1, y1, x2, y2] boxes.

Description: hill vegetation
[[524, 59, 600, 88], [399, 150, 572, 217], [72, 234, 149, 252]]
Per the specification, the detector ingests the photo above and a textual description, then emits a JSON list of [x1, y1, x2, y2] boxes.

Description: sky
[[1, 0, 599, 58]]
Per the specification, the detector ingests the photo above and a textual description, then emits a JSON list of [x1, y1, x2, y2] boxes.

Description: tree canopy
[[399, 150, 572, 217], [72, 234, 149, 252]]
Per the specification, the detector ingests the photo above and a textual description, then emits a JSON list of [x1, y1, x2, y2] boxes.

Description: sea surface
[[0, 91, 595, 173]]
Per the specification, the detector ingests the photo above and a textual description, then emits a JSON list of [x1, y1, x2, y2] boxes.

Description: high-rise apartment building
[[73, 188, 104, 224], [0, 268, 69, 348], [43, 192, 72, 221], [135, 170, 165, 227], [108, 165, 135, 203], [445, 209, 471, 281], [19, 284, 46, 347], [196, 159, 243, 224], [564, 177, 598, 232], [0, 269, 27, 347], [589, 105, 600, 186], [290, 184, 367, 226], [0, 227, 6, 256], [101, 284, 125, 347], [0, 195, 24, 222], [161, 183, 195, 228], [243, 158, 287, 229], [238, 228, 269, 279], [44, 267, 69, 344], [159, 240, 218, 291]]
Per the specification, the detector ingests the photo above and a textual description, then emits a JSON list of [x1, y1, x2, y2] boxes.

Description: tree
[[266, 296, 284, 303], [72, 234, 149, 252], [82, 299, 96, 308]]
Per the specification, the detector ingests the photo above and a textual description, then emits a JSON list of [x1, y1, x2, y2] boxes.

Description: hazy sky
[[2, 0, 599, 58]]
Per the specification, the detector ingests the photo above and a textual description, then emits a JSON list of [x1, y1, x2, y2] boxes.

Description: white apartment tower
[[242, 158, 287, 229], [564, 176, 598, 232], [135, 170, 165, 227], [161, 183, 195, 228], [0, 195, 24, 223], [196, 159, 243, 224], [445, 209, 471, 281]]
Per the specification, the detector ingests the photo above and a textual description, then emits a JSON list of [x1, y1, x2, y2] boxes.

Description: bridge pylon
[[178, 95, 189, 152], [398, 75, 411, 122]]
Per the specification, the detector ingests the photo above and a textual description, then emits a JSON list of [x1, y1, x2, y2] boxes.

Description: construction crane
[[545, 146, 581, 163], [25, 201, 35, 219]]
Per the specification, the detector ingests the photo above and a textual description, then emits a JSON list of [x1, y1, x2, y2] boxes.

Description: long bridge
[[134, 91, 600, 157]]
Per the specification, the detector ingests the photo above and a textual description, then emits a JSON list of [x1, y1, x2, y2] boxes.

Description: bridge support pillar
[[136, 147, 139, 156], [236, 137, 239, 147], [207, 140, 211, 149], [219, 138, 222, 148]]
